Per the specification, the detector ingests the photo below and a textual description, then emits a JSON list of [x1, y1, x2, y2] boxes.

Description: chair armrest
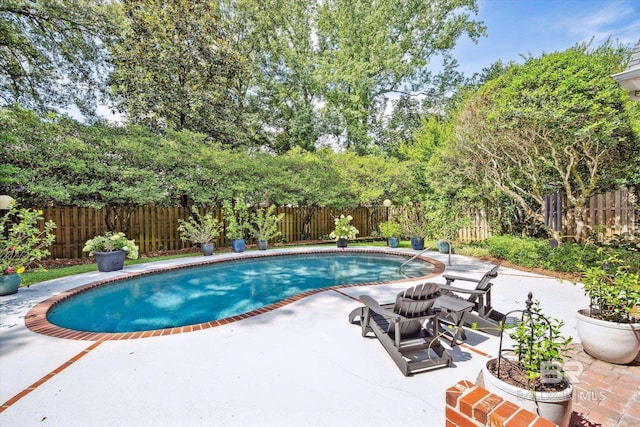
[[443, 274, 482, 284], [439, 284, 489, 295], [359, 295, 404, 322]]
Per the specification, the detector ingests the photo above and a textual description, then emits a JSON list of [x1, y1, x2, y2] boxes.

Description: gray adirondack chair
[[438, 263, 505, 336], [348, 283, 452, 376]]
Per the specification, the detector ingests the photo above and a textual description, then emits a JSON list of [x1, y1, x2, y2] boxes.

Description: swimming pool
[[27, 249, 443, 340]]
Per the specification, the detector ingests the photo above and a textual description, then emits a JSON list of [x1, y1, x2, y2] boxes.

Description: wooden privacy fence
[[582, 187, 639, 240], [28, 187, 638, 260], [37, 205, 387, 259]]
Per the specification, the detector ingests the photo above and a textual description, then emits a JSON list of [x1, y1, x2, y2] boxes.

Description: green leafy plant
[[1, 202, 57, 275], [398, 203, 428, 238], [505, 299, 573, 387], [580, 254, 640, 323], [222, 199, 249, 240], [83, 232, 139, 259], [329, 214, 359, 240], [248, 205, 284, 241], [378, 221, 402, 239], [177, 206, 223, 245]]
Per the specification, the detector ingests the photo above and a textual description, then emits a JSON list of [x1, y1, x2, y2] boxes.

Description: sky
[[452, 0, 640, 78]]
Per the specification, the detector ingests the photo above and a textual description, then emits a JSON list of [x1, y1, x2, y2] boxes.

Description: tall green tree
[[316, 0, 484, 153], [109, 0, 244, 145], [452, 42, 639, 241], [0, 0, 118, 115]]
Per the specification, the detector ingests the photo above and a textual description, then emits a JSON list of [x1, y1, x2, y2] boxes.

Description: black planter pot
[[336, 238, 348, 248], [257, 240, 268, 250], [94, 250, 127, 272]]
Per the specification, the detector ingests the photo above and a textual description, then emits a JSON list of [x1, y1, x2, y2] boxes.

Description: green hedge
[[466, 235, 639, 274]]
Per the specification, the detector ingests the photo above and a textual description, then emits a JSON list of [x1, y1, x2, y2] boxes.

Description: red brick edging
[[25, 248, 444, 341]]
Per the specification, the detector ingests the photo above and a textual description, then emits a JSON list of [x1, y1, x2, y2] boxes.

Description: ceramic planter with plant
[[398, 203, 427, 250], [481, 292, 573, 427], [177, 206, 223, 256], [378, 221, 402, 248], [83, 232, 139, 272], [329, 214, 359, 248], [575, 256, 640, 364], [248, 205, 284, 250], [223, 199, 249, 253], [1, 202, 57, 295]]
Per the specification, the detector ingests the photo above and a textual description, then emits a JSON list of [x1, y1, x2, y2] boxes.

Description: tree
[[0, 0, 119, 115], [452, 42, 639, 241], [315, 0, 485, 153], [109, 0, 244, 145]]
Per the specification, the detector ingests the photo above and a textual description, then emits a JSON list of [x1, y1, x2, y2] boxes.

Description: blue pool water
[[47, 252, 434, 333]]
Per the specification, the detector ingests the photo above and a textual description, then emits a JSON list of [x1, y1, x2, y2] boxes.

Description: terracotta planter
[[482, 357, 572, 427], [576, 309, 640, 364], [94, 250, 127, 272], [0, 273, 21, 296]]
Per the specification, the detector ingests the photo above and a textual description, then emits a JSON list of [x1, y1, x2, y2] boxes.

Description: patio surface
[[0, 247, 638, 426]]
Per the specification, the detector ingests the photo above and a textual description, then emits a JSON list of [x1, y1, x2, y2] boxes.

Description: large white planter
[[482, 358, 572, 427], [576, 309, 640, 364]]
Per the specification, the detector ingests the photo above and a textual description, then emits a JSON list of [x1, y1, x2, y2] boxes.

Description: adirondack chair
[[438, 263, 505, 336], [348, 283, 452, 376]]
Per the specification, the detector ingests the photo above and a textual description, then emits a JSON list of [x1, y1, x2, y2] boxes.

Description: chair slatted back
[[389, 283, 440, 337]]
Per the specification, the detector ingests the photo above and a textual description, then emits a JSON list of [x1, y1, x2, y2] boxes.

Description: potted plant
[[1, 202, 57, 295], [378, 221, 402, 248], [398, 203, 427, 250], [248, 205, 285, 250], [223, 199, 249, 253], [575, 255, 640, 364], [329, 214, 359, 248], [83, 231, 139, 272], [481, 292, 573, 426], [177, 206, 223, 256]]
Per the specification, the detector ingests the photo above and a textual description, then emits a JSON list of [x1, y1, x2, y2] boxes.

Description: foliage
[[0, 202, 56, 275], [177, 207, 223, 245], [0, 0, 119, 115], [248, 205, 285, 241], [109, 0, 243, 144], [398, 203, 429, 238], [452, 41, 639, 241], [222, 199, 249, 240], [83, 232, 139, 259], [504, 298, 573, 388], [580, 254, 640, 323], [329, 214, 359, 240], [378, 221, 402, 239]]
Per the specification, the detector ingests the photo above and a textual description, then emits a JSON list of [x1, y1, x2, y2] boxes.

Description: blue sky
[[453, 0, 640, 77]]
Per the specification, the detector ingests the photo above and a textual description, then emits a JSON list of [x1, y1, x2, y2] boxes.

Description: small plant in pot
[[248, 205, 284, 250], [398, 203, 427, 250], [575, 254, 640, 364], [378, 221, 402, 248], [83, 231, 139, 272], [223, 199, 249, 253], [177, 206, 223, 256], [329, 214, 358, 248], [481, 292, 573, 427], [1, 202, 57, 295]]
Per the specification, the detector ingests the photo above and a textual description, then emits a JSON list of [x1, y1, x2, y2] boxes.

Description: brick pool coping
[[25, 248, 445, 341]]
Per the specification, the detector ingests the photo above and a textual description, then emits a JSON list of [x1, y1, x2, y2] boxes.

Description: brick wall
[[446, 380, 558, 427]]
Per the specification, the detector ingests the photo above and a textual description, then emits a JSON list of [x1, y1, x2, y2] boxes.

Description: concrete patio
[[1, 247, 638, 426]]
